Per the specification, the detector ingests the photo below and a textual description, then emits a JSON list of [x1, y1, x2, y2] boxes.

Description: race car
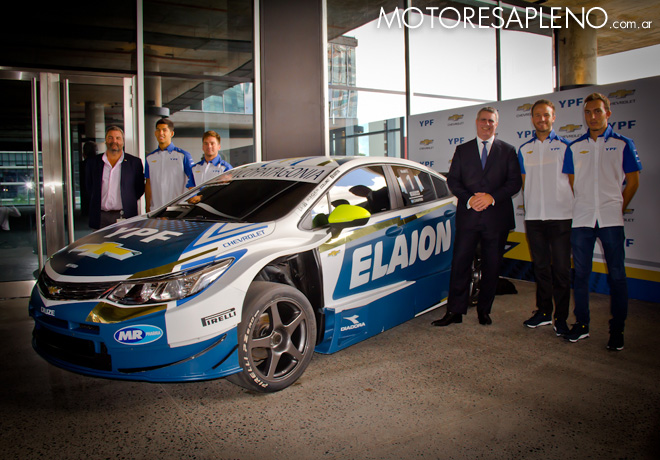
[[30, 156, 460, 392]]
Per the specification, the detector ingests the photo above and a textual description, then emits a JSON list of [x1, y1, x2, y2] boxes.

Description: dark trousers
[[447, 225, 509, 316], [525, 219, 571, 322], [571, 225, 628, 333], [98, 210, 123, 229]]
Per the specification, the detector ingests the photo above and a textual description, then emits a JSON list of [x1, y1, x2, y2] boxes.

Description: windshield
[[153, 177, 317, 223]]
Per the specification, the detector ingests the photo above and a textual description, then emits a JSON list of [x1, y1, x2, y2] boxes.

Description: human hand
[[469, 192, 493, 211]]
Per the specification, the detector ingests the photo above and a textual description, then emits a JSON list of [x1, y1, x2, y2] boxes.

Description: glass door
[[0, 71, 137, 295]]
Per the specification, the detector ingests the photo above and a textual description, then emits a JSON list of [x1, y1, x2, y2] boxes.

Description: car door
[[387, 165, 456, 316]]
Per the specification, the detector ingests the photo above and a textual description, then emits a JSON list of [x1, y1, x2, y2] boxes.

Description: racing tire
[[468, 246, 482, 307], [227, 281, 317, 393]]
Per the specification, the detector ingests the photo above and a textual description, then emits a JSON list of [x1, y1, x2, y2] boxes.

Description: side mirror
[[328, 204, 371, 236]]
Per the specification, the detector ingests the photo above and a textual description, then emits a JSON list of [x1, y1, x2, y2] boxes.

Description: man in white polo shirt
[[189, 130, 232, 188], [518, 99, 573, 336], [144, 118, 195, 212], [562, 92, 642, 351]]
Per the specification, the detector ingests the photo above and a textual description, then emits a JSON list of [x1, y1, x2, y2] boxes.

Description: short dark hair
[[477, 106, 498, 123], [203, 130, 221, 143], [584, 92, 611, 111], [155, 118, 174, 130], [531, 99, 555, 114], [105, 126, 125, 139]]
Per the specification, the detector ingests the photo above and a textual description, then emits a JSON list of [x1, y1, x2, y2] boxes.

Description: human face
[[105, 129, 124, 156], [476, 110, 498, 141], [202, 136, 221, 161], [532, 104, 555, 136], [584, 99, 611, 137], [155, 124, 174, 149]]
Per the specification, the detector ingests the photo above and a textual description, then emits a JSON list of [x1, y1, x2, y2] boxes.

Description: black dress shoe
[[432, 311, 463, 327], [478, 313, 492, 325]]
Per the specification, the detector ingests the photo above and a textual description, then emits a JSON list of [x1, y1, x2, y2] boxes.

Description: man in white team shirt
[[562, 92, 642, 351], [189, 130, 232, 188], [145, 118, 195, 212], [518, 99, 572, 337]]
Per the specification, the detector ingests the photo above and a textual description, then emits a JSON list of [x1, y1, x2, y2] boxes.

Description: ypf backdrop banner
[[409, 76, 659, 303]]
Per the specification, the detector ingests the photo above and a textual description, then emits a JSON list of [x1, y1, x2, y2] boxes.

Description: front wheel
[[227, 281, 317, 393]]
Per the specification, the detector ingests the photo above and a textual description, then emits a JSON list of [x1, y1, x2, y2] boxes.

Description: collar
[[102, 151, 124, 166], [199, 155, 222, 166], [477, 135, 495, 145], [533, 129, 560, 142], [160, 143, 176, 153]]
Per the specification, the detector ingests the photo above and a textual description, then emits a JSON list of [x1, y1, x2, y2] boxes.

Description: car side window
[[431, 175, 451, 199], [308, 166, 390, 229], [391, 166, 437, 207]]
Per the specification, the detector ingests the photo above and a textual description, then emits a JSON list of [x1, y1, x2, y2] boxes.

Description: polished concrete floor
[[1, 280, 659, 460]]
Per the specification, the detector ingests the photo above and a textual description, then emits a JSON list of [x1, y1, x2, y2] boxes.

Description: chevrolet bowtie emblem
[[48, 286, 62, 296], [70, 242, 141, 260]]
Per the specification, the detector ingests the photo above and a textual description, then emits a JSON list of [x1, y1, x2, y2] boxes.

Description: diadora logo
[[609, 89, 635, 99], [517, 103, 532, 111], [448, 114, 463, 121], [559, 124, 582, 133], [350, 221, 451, 290], [420, 139, 433, 146], [71, 242, 141, 260], [114, 325, 163, 345], [341, 315, 366, 332], [419, 119, 434, 127]]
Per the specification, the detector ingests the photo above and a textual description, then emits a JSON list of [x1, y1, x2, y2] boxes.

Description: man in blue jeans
[[562, 93, 642, 350]]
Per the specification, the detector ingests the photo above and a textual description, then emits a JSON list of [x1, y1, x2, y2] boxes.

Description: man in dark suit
[[433, 107, 522, 326], [86, 126, 145, 229]]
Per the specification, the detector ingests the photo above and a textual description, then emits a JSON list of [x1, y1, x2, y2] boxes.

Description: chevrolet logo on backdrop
[[420, 139, 434, 146], [517, 103, 533, 111], [609, 89, 635, 99], [448, 114, 463, 121], [559, 124, 582, 133]]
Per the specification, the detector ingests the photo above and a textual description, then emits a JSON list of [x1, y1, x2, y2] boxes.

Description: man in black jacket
[[433, 107, 522, 326], [86, 126, 145, 229]]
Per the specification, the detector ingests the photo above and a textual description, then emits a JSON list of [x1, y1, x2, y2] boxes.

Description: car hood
[[46, 217, 273, 280]]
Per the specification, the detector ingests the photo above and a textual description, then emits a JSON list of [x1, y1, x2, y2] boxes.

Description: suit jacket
[[447, 138, 522, 232], [86, 152, 145, 229]]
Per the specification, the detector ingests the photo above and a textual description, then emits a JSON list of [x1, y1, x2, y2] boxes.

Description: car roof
[[239, 156, 441, 176]]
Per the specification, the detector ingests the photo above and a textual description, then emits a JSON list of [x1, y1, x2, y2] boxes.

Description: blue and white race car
[[30, 156, 458, 392]]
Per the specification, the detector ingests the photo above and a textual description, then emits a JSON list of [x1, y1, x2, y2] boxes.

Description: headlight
[[107, 258, 233, 305]]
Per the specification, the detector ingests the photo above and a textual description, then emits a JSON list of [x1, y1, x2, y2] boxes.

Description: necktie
[[481, 141, 488, 169]]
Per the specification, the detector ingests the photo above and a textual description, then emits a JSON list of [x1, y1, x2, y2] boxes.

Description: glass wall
[[328, 0, 556, 156], [143, 0, 255, 167], [327, 1, 406, 157]]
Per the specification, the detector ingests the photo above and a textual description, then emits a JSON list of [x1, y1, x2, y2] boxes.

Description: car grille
[[33, 326, 112, 371], [38, 270, 118, 301]]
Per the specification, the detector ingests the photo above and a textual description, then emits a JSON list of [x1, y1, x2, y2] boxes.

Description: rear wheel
[[469, 247, 482, 307], [227, 281, 316, 393]]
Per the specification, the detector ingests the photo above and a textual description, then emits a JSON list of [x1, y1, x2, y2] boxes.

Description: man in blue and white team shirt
[[562, 92, 642, 351], [518, 99, 572, 337], [145, 118, 195, 212], [189, 130, 232, 188]]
